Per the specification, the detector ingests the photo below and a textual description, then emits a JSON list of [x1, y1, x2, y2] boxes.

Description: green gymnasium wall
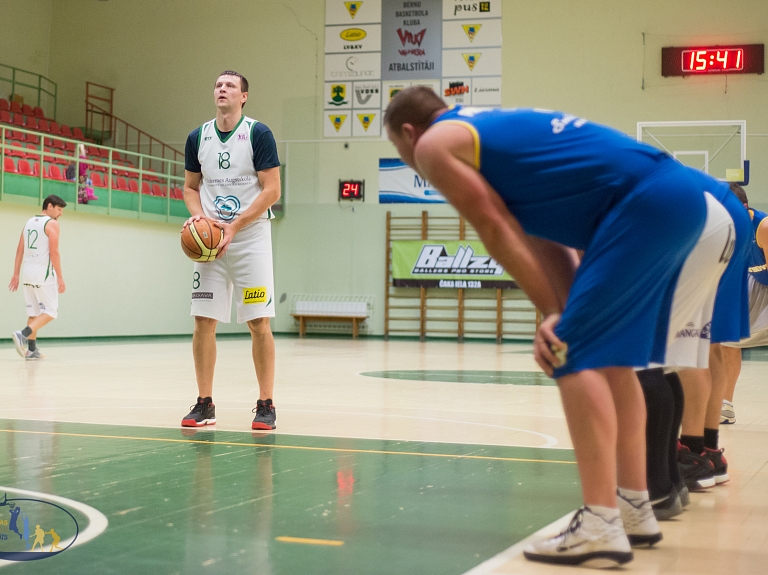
[[1, 0, 767, 338]]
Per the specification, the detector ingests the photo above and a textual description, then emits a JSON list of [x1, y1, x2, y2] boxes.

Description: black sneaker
[[675, 478, 690, 508], [181, 397, 216, 427], [650, 485, 684, 521], [702, 447, 729, 484], [252, 399, 276, 430], [678, 442, 716, 490]]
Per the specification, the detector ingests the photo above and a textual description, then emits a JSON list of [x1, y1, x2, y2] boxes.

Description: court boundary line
[[0, 416, 575, 452], [460, 511, 575, 575], [0, 485, 108, 568], [0, 428, 577, 465]]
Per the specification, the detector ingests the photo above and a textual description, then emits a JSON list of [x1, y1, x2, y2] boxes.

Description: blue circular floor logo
[[0, 493, 79, 561]]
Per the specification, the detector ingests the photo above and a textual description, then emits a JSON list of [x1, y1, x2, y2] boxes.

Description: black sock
[[21, 327, 32, 337], [665, 372, 684, 486], [704, 428, 719, 450], [637, 368, 674, 500], [680, 434, 705, 455], [27, 339, 37, 352]]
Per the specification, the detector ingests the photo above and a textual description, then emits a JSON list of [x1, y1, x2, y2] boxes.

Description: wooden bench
[[291, 298, 371, 338]]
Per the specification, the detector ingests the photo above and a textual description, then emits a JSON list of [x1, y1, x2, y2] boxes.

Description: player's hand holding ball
[[181, 216, 224, 262], [534, 313, 568, 376]]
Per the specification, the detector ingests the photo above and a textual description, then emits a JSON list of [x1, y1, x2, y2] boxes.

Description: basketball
[[180, 218, 223, 262]]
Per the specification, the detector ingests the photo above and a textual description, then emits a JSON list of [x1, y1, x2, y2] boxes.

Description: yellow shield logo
[[462, 24, 481, 42], [329, 84, 347, 106], [330, 114, 347, 132], [345, 1, 361, 18], [358, 113, 375, 131], [340, 28, 366, 41], [463, 53, 481, 71]]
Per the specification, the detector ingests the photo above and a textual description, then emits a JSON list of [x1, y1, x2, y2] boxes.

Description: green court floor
[[0, 419, 580, 574]]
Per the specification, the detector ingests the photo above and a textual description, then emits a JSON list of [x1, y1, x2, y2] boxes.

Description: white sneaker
[[25, 349, 44, 360], [618, 491, 663, 546], [720, 400, 735, 424], [523, 507, 633, 568], [11, 331, 28, 358]]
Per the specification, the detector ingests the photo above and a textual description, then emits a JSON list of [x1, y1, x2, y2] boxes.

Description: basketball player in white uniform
[[181, 71, 281, 430], [8, 195, 67, 359]]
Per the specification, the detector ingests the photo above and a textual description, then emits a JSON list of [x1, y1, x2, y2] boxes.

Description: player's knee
[[194, 316, 218, 333], [247, 317, 271, 335]]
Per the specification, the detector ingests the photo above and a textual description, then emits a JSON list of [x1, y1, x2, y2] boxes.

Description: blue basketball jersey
[[748, 208, 768, 285], [432, 106, 675, 250]]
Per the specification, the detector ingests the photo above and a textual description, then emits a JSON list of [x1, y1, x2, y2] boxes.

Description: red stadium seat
[[0, 99, 9, 111], [117, 176, 129, 190], [172, 187, 184, 200], [37, 119, 50, 132], [64, 141, 75, 152], [25, 116, 38, 130], [129, 179, 139, 193], [48, 164, 65, 180], [21, 104, 33, 116], [12, 114, 25, 127], [10, 101, 22, 114], [60, 125, 73, 138], [49, 122, 61, 135], [17, 159, 34, 176], [33, 106, 45, 118], [151, 183, 164, 197], [0, 110, 11, 124], [73, 127, 85, 140], [25, 132, 40, 144], [141, 181, 151, 195], [4, 156, 17, 172], [91, 172, 105, 187]]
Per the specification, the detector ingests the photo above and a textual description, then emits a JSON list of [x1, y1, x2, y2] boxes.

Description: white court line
[[0, 486, 108, 568], [461, 510, 575, 575]]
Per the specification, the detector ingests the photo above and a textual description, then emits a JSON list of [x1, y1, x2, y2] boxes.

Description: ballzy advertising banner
[[391, 240, 516, 288], [379, 158, 445, 203]]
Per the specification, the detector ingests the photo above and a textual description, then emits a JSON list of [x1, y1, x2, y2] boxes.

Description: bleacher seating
[[2, 103, 182, 201]]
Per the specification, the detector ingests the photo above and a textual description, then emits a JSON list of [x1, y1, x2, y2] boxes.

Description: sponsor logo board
[[325, 113, 352, 137], [352, 81, 382, 108], [353, 111, 381, 136], [325, 24, 381, 53], [443, 1, 500, 20], [442, 18, 501, 48], [326, 0, 382, 25], [325, 53, 382, 81], [442, 47, 501, 76], [325, 82, 352, 108]]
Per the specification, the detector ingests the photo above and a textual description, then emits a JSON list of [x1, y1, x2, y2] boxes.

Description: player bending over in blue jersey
[[384, 87, 739, 568]]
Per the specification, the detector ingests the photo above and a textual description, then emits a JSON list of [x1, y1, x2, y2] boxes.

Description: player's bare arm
[[182, 170, 205, 228], [8, 233, 24, 292], [213, 166, 280, 258], [46, 219, 66, 294], [757, 217, 768, 264], [414, 122, 569, 372]]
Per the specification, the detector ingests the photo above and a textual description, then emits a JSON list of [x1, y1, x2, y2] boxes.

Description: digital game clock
[[662, 44, 764, 77]]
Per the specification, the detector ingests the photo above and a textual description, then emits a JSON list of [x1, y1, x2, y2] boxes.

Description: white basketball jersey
[[197, 116, 273, 225], [21, 215, 55, 286]]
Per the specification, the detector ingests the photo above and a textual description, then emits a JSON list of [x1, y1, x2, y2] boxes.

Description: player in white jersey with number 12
[[8, 194, 67, 360], [181, 70, 281, 430]]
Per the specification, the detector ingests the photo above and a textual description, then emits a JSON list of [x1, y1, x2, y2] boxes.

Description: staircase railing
[[0, 63, 57, 120]]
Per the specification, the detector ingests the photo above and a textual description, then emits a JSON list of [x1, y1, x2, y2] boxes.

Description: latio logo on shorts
[[214, 196, 241, 221], [243, 287, 267, 305]]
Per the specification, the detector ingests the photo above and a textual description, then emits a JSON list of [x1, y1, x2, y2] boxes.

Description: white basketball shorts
[[190, 218, 275, 323], [663, 192, 734, 368], [722, 277, 768, 348], [23, 283, 59, 318]]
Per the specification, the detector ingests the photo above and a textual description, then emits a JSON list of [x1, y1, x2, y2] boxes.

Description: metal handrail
[[0, 63, 58, 120], [85, 101, 184, 168], [0, 124, 185, 221]]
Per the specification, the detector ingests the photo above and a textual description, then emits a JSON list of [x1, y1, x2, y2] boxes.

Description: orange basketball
[[181, 218, 223, 262]]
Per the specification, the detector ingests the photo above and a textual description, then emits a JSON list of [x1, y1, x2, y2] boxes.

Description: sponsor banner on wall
[[471, 75, 501, 105], [379, 158, 445, 203], [325, 82, 353, 109], [442, 77, 471, 105], [381, 0, 443, 80], [325, 24, 382, 53], [352, 81, 383, 108], [442, 46, 501, 76], [325, 113, 352, 138], [325, 53, 382, 82], [353, 110, 382, 136], [442, 0, 501, 20], [391, 240, 516, 288], [442, 19, 501, 48], [326, 0, 383, 25]]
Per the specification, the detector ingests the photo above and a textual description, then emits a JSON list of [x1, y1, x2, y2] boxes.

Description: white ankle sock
[[618, 488, 649, 502], [588, 505, 620, 520]]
